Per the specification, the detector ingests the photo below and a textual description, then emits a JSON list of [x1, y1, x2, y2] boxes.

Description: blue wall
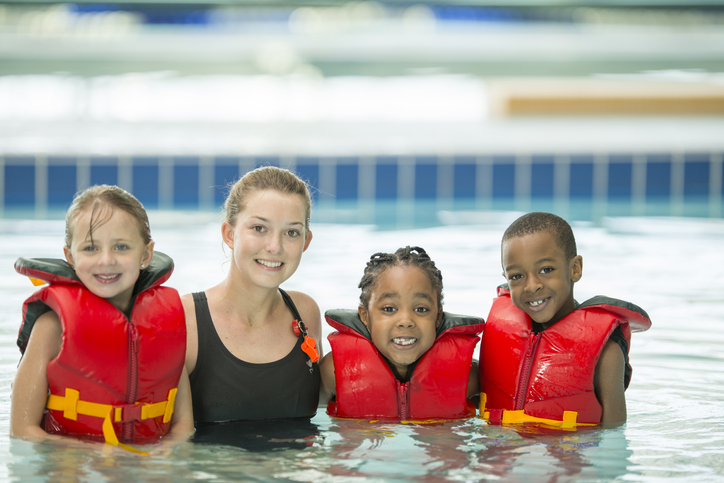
[[1, 152, 722, 222]]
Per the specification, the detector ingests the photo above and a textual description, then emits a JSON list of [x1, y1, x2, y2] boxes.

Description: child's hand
[[148, 431, 194, 457]]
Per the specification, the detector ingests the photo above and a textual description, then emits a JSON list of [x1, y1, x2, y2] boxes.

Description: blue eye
[[83, 246, 97, 252], [116, 244, 128, 251]]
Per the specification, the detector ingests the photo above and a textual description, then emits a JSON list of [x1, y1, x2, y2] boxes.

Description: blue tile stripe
[[1, 153, 722, 218]]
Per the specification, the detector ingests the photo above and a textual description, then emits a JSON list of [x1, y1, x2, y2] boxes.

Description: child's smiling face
[[64, 206, 153, 312], [502, 230, 582, 326], [358, 265, 442, 379]]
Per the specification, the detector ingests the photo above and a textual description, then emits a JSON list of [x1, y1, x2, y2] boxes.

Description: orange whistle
[[301, 336, 319, 363]]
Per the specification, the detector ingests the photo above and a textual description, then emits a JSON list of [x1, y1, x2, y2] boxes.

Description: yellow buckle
[[46, 387, 180, 455]]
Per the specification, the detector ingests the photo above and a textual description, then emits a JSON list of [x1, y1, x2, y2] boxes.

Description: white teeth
[[97, 274, 119, 280], [258, 260, 282, 268], [529, 299, 544, 307], [393, 338, 417, 346]]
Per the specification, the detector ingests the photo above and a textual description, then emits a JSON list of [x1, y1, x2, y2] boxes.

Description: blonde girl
[[11, 185, 193, 453]]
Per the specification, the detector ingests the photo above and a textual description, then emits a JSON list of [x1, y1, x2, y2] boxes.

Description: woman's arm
[[164, 365, 195, 442], [149, 366, 195, 454], [181, 293, 199, 375], [10, 311, 62, 439], [594, 338, 627, 426]]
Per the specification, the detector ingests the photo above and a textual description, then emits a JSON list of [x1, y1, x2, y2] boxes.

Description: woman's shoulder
[[284, 290, 319, 313], [180, 292, 197, 312], [284, 290, 321, 332]]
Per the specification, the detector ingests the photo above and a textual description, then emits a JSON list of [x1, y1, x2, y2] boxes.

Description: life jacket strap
[[46, 387, 178, 455], [482, 408, 596, 429], [479, 393, 596, 429]]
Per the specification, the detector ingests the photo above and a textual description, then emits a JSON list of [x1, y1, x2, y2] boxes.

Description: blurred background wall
[[1, 0, 723, 225]]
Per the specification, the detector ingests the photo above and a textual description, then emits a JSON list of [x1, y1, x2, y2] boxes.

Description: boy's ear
[[358, 305, 369, 328], [436, 308, 443, 329], [570, 255, 583, 283]]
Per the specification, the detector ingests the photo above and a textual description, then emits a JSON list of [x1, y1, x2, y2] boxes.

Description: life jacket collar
[[496, 284, 651, 333], [324, 308, 484, 341], [15, 251, 175, 295]]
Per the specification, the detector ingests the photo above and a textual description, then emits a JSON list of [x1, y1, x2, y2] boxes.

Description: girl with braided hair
[[319, 246, 484, 422]]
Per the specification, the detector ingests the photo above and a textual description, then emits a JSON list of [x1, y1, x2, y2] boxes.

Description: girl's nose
[[98, 248, 116, 266], [396, 309, 416, 328]]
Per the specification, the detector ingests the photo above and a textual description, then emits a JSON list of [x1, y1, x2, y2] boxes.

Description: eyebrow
[[79, 236, 133, 243], [414, 293, 435, 303], [504, 257, 557, 273], [377, 292, 400, 301], [377, 292, 434, 303], [249, 216, 303, 226]]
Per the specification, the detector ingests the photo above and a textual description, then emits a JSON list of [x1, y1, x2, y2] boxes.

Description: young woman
[[184, 166, 322, 423]]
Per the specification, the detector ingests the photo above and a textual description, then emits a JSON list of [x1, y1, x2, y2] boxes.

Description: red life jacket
[[16, 253, 186, 448], [325, 309, 484, 421], [479, 286, 651, 428]]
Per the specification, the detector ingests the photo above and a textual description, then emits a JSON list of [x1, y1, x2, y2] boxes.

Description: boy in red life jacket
[[319, 246, 484, 422], [480, 212, 651, 429]]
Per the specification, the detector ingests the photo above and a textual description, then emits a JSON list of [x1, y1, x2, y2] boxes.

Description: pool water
[[1, 213, 723, 482]]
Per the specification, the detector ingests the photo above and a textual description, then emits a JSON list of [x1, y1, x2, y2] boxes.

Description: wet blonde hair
[[223, 166, 312, 232], [65, 185, 151, 248]]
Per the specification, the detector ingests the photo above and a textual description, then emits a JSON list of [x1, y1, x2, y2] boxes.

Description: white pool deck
[[1, 15, 723, 156]]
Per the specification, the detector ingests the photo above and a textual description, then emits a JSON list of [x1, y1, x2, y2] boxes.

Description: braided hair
[[358, 246, 444, 310]]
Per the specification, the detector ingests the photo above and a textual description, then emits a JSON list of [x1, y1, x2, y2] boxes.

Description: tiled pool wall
[[1, 152, 722, 225]]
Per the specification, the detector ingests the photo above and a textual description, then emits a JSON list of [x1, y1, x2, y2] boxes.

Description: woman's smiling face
[[223, 189, 312, 289], [358, 265, 441, 380]]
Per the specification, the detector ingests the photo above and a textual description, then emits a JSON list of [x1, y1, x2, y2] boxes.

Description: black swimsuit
[[189, 290, 320, 422]]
